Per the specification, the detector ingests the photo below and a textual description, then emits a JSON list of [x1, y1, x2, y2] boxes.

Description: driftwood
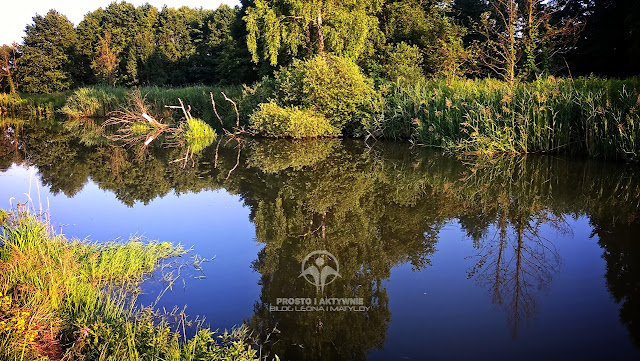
[[210, 91, 251, 136]]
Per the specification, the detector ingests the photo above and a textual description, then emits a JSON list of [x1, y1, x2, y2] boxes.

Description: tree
[[77, 3, 159, 86], [476, 0, 582, 83], [381, 0, 470, 79], [0, 43, 18, 93], [244, 0, 383, 66], [16, 10, 77, 93], [477, 0, 520, 85], [91, 32, 119, 86]]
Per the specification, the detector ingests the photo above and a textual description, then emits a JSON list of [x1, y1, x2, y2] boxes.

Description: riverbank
[[2, 74, 639, 161], [0, 208, 259, 360]]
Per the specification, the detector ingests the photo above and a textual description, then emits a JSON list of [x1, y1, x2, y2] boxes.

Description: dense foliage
[[1, 0, 638, 93]]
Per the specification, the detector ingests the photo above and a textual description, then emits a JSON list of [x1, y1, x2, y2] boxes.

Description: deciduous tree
[[17, 10, 77, 93], [0, 43, 18, 93]]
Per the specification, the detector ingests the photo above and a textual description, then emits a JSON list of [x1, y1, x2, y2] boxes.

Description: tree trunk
[[316, 8, 325, 55], [506, 0, 517, 87]]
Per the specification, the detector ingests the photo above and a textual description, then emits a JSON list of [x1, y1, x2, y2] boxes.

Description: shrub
[[250, 101, 340, 138], [180, 117, 217, 153], [272, 55, 377, 135]]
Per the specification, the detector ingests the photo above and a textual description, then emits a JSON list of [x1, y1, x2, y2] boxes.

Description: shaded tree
[[0, 43, 19, 94], [16, 10, 77, 93]]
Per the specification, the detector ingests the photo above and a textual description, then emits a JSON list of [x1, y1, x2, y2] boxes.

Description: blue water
[[1, 133, 639, 360]]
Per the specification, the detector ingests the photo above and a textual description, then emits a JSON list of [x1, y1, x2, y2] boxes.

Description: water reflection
[[1, 120, 640, 359]]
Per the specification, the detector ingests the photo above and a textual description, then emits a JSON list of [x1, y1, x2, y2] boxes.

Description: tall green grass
[[0, 208, 260, 360], [382, 77, 640, 161], [0, 92, 67, 118]]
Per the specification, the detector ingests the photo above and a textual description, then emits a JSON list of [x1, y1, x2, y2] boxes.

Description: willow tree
[[244, 0, 383, 66]]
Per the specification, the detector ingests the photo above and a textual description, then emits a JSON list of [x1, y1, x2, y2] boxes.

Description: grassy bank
[[0, 208, 259, 361], [0, 93, 68, 119], [2, 74, 639, 161]]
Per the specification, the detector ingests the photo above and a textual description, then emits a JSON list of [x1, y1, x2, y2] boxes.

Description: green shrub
[[272, 55, 377, 135], [250, 101, 340, 138]]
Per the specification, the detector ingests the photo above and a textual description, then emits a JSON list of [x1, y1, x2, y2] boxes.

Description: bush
[[272, 55, 377, 135], [250, 101, 340, 138], [180, 117, 217, 153]]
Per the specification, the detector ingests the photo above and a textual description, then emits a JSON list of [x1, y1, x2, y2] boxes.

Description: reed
[[383, 77, 640, 161], [60, 86, 243, 129], [0, 92, 66, 118]]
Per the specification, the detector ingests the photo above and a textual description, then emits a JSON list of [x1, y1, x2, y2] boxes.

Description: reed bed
[[60, 85, 243, 129], [383, 77, 640, 161]]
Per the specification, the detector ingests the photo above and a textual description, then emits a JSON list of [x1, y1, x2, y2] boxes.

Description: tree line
[[0, 0, 638, 94]]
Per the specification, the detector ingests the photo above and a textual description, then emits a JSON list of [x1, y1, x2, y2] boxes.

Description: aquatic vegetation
[[0, 92, 63, 118], [383, 77, 640, 161], [180, 117, 217, 154], [0, 209, 260, 360], [59, 86, 243, 128], [60, 86, 128, 118]]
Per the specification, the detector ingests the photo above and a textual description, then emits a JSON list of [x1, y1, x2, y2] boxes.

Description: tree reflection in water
[[1, 121, 640, 359]]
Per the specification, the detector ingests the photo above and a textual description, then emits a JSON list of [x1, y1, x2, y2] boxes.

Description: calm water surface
[[1, 119, 639, 360]]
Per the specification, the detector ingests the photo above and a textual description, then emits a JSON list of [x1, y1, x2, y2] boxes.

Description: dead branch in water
[[210, 92, 227, 134], [102, 91, 173, 147], [210, 91, 254, 137], [226, 140, 243, 180], [222, 92, 240, 130]]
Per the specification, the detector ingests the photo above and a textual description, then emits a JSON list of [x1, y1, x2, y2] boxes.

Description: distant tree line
[[0, 0, 638, 93]]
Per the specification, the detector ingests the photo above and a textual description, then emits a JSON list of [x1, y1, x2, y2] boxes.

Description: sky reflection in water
[[1, 121, 639, 360]]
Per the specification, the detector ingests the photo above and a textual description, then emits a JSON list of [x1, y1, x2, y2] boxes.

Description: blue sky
[[1, 0, 240, 45]]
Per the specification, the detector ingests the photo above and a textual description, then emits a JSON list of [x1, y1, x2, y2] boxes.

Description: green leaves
[[17, 10, 77, 93]]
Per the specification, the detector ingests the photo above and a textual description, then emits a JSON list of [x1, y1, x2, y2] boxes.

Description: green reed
[[383, 77, 640, 161], [60, 85, 243, 129]]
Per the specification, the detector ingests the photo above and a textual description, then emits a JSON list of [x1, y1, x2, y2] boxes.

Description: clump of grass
[[180, 117, 216, 154], [60, 86, 128, 118], [0, 92, 64, 119], [0, 208, 259, 360]]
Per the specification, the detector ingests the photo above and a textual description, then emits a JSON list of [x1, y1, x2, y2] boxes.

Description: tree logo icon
[[299, 250, 341, 293]]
